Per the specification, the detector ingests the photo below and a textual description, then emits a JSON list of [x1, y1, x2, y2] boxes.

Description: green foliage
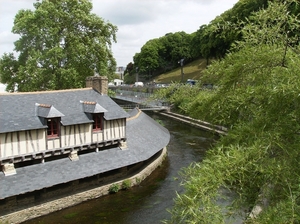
[[160, 32, 192, 67], [135, 177, 142, 185], [123, 74, 135, 84], [253, 191, 300, 223], [153, 82, 204, 114], [63, 212, 78, 219], [131, 0, 270, 81], [0, 53, 19, 91], [107, 89, 116, 97], [155, 58, 208, 83], [133, 32, 193, 79], [155, 119, 164, 126], [121, 179, 131, 190], [0, 0, 117, 92], [0, 221, 10, 224], [163, 0, 300, 223], [109, 183, 120, 194], [134, 38, 162, 72]]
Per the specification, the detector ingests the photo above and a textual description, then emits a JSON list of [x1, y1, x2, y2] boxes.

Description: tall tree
[[160, 32, 192, 67], [133, 38, 163, 77], [0, 0, 117, 92]]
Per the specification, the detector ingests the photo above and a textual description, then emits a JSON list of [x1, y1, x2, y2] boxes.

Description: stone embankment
[[159, 111, 227, 135], [0, 147, 167, 224]]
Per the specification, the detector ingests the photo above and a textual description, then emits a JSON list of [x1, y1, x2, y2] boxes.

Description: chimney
[[86, 76, 108, 95]]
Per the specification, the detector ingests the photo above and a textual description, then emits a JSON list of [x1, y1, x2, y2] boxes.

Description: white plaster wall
[[61, 124, 92, 147], [0, 130, 46, 159]]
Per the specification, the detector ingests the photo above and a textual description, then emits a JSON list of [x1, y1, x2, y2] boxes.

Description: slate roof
[[36, 104, 65, 118], [81, 101, 108, 113], [0, 88, 129, 134], [0, 109, 170, 199]]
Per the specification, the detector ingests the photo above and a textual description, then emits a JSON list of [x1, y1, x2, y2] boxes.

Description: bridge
[[110, 88, 170, 112]]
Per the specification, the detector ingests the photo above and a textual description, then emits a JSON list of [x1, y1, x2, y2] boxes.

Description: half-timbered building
[[0, 76, 128, 176], [0, 76, 170, 218]]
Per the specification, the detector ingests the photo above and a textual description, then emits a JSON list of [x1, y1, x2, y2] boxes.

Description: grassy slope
[[154, 58, 208, 83]]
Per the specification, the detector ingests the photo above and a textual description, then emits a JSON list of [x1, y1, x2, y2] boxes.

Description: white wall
[[0, 83, 6, 92]]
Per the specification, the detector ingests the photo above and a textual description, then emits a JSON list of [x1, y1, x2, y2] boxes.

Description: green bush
[[121, 179, 131, 190], [109, 183, 119, 193], [135, 177, 142, 185]]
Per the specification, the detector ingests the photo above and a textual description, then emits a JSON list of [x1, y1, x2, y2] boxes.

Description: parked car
[[134, 82, 144, 87], [186, 79, 196, 85]]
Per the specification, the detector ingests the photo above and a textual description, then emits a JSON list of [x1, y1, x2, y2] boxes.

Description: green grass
[[155, 58, 208, 83]]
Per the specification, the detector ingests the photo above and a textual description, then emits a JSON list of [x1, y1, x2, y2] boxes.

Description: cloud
[[93, 0, 158, 25], [0, 31, 18, 54], [106, 0, 238, 66]]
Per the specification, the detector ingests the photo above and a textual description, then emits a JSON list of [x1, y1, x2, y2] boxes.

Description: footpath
[[159, 111, 227, 135]]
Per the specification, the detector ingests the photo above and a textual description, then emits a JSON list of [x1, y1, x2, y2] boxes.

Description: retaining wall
[[0, 147, 167, 224]]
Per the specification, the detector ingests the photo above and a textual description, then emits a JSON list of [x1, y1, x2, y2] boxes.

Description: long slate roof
[[0, 88, 129, 134], [0, 109, 170, 199]]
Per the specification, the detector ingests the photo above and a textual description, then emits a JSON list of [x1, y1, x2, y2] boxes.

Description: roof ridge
[[0, 87, 93, 95]]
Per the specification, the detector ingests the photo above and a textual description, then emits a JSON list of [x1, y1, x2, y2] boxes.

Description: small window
[[93, 113, 103, 131], [47, 118, 59, 138]]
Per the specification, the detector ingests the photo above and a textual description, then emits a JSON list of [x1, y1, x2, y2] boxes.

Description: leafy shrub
[[121, 179, 131, 190], [135, 177, 142, 185], [109, 183, 119, 193]]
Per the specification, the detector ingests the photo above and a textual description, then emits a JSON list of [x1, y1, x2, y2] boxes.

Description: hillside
[[154, 58, 208, 83]]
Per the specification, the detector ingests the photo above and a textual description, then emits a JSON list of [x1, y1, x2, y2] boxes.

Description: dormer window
[[93, 113, 103, 131], [80, 100, 107, 132], [47, 118, 59, 138], [35, 103, 64, 139]]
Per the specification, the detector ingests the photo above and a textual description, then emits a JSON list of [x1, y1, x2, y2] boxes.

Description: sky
[[0, 0, 239, 92]]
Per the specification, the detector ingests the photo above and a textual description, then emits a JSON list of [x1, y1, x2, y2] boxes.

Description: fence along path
[[111, 88, 227, 134], [112, 89, 170, 111]]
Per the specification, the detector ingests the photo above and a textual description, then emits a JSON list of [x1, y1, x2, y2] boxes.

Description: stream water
[[23, 112, 217, 224]]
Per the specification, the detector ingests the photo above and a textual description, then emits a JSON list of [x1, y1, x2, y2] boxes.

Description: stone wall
[[0, 147, 167, 224]]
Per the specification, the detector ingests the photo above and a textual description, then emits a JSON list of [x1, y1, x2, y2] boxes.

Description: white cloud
[[0, 0, 239, 68], [93, 0, 158, 25], [0, 31, 19, 54]]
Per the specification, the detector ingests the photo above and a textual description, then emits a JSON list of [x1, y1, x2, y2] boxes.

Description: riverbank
[[159, 111, 227, 135], [0, 147, 167, 224], [18, 111, 218, 224], [0, 110, 222, 223]]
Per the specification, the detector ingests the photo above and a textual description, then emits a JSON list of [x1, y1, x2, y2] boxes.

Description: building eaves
[[0, 110, 170, 199]]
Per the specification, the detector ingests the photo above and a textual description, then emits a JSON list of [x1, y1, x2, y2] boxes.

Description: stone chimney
[[86, 76, 108, 95]]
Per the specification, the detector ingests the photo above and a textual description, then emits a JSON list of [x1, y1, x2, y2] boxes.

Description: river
[[23, 112, 217, 224]]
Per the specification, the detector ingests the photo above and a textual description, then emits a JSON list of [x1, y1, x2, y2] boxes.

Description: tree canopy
[[0, 0, 117, 92], [124, 0, 270, 82], [158, 0, 300, 223]]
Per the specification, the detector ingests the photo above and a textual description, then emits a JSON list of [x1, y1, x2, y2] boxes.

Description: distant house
[[108, 79, 123, 86], [115, 66, 125, 80], [0, 83, 6, 93], [0, 76, 170, 215], [114, 79, 123, 86]]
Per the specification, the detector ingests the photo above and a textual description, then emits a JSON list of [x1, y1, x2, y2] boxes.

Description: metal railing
[[111, 89, 169, 111]]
